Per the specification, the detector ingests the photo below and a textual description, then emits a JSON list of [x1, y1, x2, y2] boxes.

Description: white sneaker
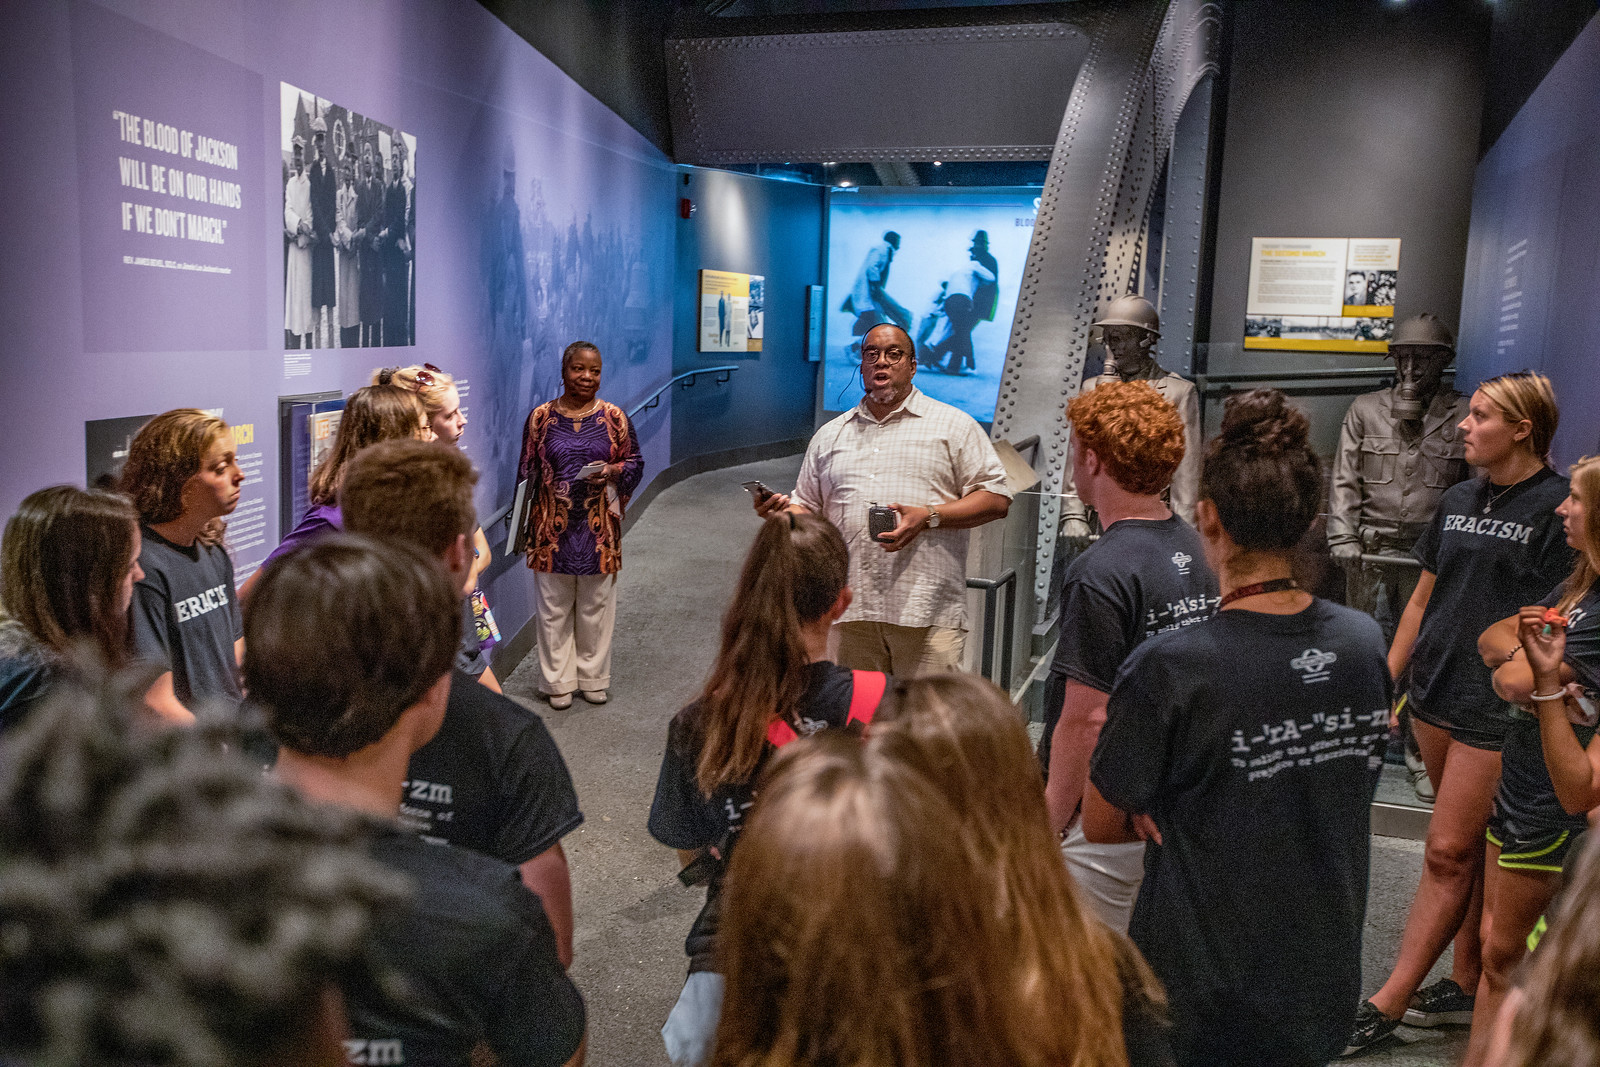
[[1405, 748, 1435, 804], [547, 692, 573, 710]]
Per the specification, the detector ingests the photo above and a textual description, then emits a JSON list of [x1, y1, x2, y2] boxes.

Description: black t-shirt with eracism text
[[1409, 469, 1572, 740], [1090, 600, 1391, 1067], [1041, 516, 1218, 769], [352, 824, 585, 1067], [130, 525, 243, 707], [401, 670, 584, 865]]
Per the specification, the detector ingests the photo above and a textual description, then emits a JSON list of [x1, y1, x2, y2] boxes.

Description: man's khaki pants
[[832, 620, 964, 677]]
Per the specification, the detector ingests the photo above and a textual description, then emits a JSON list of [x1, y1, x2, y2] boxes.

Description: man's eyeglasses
[[860, 346, 910, 367]]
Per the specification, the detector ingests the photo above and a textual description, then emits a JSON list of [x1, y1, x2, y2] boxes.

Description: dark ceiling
[[479, 0, 1594, 180]]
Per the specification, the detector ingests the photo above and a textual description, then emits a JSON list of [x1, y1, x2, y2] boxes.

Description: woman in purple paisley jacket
[[518, 341, 643, 710]]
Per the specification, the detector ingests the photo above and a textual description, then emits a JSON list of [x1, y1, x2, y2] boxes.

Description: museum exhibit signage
[[1244, 237, 1400, 352]]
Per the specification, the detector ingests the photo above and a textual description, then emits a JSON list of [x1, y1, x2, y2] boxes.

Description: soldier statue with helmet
[[1328, 312, 1470, 636], [1061, 294, 1201, 543], [1328, 312, 1469, 804]]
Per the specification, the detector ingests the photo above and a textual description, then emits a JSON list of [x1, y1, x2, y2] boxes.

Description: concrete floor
[[502, 453, 1469, 1067]]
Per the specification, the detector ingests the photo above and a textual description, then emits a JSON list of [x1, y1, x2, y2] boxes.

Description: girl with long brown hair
[[870, 673, 1170, 1067], [712, 733, 1014, 1067], [648, 511, 887, 1067], [1467, 454, 1600, 1066], [0, 486, 143, 731], [242, 383, 429, 599]]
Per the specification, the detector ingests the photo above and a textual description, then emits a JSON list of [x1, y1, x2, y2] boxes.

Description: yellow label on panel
[[1342, 305, 1394, 318], [1244, 337, 1390, 353]]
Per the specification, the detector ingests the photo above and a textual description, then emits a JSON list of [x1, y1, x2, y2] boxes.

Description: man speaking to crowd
[[755, 322, 1011, 676]]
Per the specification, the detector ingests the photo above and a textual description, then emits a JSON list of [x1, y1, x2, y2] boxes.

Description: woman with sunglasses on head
[[1084, 389, 1392, 1067], [1463, 454, 1600, 1067], [117, 409, 246, 725], [1344, 372, 1573, 1056], [0, 486, 144, 731], [518, 341, 642, 709], [871, 673, 1172, 1067], [377, 363, 504, 692], [240, 383, 430, 604], [648, 511, 889, 1067]]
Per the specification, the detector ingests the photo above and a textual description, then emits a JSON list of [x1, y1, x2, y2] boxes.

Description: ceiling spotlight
[[825, 161, 837, 166], [839, 180, 852, 187], [933, 160, 943, 167]]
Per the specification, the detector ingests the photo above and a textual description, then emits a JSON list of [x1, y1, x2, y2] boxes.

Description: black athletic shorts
[[1408, 695, 1506, 753], [1487, 813, 1581, 873]]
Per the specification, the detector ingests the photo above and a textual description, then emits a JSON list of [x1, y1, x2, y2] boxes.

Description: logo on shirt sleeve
[[1171, 550, 1193, 575], [1290, 648, 1337, 684]]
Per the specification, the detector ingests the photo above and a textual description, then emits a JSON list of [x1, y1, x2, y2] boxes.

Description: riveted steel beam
[[990, 0, 1221, 627]]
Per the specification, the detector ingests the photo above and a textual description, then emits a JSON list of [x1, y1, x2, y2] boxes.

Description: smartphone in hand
[[868, 504, 898, 543], [742, 480, 775, 503]]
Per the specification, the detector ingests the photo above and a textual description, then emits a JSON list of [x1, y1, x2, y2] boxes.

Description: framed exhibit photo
[[699, 269, 763, 353]]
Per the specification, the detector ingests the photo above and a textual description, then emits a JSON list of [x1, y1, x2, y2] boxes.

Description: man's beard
[[867, 381, 901, 405]]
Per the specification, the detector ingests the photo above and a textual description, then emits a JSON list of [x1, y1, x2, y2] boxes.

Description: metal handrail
[[967, 568, 1017, 686], [1357, 553, 1422, 569], [479, 365, 742, 537], [629, 365, 739, 420], [1199, 366, 1456, 385]]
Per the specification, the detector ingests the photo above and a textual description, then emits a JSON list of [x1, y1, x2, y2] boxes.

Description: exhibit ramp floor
[[501, 453, 1469, 1067]]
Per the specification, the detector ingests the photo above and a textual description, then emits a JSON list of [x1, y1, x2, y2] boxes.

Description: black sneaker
[[1403, 978, 1475, 1027], [1341, 1001, 1402, 1057]]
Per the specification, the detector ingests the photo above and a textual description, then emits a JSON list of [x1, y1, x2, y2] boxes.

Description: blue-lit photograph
[[824, 188, 1038, 424]]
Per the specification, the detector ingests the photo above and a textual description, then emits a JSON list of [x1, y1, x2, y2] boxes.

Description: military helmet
[[1389, 313, 1454, 351], [1092, 294, 1160, 336]]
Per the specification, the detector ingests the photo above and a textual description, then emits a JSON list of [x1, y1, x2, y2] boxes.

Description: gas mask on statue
[[1390, 347, 1449, 423], [1099, 324, 1157, 381]]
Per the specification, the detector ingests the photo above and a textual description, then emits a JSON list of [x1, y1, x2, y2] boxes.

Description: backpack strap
[[846, 670, 890, 730], [766, 670, 890, 748], [766, 717, 800, 748]]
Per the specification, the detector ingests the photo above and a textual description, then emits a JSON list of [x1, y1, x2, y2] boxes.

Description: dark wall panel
[[671, 168, 825, 461], [1479, 0, 1597, 156], [478, 0, 675, 155], [1206, 0, 1490, 355], [1458, 13, 1600, 465]]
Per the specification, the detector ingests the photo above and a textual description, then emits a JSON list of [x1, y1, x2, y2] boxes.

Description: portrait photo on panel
[[281, 82, 416, 350]]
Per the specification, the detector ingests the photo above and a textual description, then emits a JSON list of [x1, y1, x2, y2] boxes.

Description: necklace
[[556, 397, 600, 428], [1219, 577, 1299, 609], [1483, 479, 1520, 514]]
